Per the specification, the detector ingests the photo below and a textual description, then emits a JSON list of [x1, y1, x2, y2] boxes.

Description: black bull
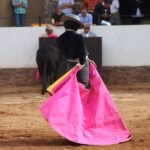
[[36, 45, 62, 94]]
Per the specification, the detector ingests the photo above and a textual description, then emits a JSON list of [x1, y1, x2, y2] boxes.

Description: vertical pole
[[39, 16, 42, 26]]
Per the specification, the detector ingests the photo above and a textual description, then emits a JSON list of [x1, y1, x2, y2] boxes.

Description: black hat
[[62, 14, 84, 29]]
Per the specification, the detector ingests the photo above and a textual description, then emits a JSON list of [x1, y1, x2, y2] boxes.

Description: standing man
[[109, 0, 121, 25], [12, 0, 29, 27], [57, 14, 89, 87], [58, 0, 74, 15], [131, 0, 144, 24]]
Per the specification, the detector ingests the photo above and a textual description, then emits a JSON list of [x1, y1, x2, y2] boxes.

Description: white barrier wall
[[0, 25, 150, 68], [91, 25, 150, 66]]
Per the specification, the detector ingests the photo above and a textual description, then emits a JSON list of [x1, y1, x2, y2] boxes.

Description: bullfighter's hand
[[88, 59, 97, 67], [76, 63, 85, 70]]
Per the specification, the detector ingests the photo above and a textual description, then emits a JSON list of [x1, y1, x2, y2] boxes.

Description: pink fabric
[[48, 34, 58, 38], [36, 69, 40, 81], [52, 68, 78, 94], [40, 64, 132, 145]]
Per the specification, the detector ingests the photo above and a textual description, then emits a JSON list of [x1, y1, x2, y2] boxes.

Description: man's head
[[83, 24, 90, 34], [103, 0, 110, 8], [56, 7, 62, 16], [81, 7, 88, 17], [46, 24, 54, 34]]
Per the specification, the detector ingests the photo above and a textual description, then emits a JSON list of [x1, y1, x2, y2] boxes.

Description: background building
[[0, 0, 44, 26], [0, 0, 150, 26]]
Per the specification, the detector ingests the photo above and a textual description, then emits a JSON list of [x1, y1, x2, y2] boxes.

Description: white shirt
[[110, 0, 120, 14], [58, 0, 74, 15], [84, 33, 90, 37]]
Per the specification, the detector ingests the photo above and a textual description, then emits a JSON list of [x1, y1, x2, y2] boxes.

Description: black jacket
[[57, 30, 87, 65], [93, 2, 111, 25]]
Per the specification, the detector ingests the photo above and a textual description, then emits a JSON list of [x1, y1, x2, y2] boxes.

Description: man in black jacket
[[93, 0, 111, 25], [57, 14, 89, 87]]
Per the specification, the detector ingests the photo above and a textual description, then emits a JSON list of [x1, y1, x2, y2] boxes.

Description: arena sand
[[0, 84, 150, 150]]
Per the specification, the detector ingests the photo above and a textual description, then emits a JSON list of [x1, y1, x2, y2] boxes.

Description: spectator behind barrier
[[12, 0, 29, 27], [78, 7, 93, 25], [51, 7, 65, 26], [131, 0, 144, 24], [81, 24, 96, 37], [83, 0, 101, 12], [109, 0, 121, 25], [41, 24, 58, 38], [58, 0, 74, 15], [93, 0, 111, 25]]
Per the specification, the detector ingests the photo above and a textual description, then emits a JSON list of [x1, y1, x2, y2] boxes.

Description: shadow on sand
[[0, 138, 82, 147]]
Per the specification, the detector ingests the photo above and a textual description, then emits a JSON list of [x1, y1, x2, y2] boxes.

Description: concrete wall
[[0, 25, 150, 68], [0, 0, 43, 26], [0, 27, 44, 68], [91, 25, 150, 66]]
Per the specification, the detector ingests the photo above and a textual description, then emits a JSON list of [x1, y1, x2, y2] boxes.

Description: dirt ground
[[0, 84, 150, 150]]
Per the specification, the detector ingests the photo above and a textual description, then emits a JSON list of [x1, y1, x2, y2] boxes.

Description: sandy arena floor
[[0, 84, 150, 150]]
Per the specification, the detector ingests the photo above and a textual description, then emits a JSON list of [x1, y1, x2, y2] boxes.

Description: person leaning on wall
[[41, 24, 58, 38], [12, 0, 29, 27], [81, 24, 96, 37]]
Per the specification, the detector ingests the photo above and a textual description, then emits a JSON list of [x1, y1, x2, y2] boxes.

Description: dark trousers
[[15, 14, 26, 27], [67, 60, 89, 88]]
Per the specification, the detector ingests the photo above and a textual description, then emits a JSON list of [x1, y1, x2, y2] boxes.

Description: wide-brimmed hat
[[62, 14, 84, 29]]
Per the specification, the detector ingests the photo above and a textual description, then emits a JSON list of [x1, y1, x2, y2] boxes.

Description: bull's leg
[[50, 73, 54, 85], [53, 70, 58, 82], [41, 74, 47, 95], [49, 71, 58, 85], [41, 82, 46, 95], [49, 74, 53, 85], [46, 73, 51, 86], [41, 60, 49, 95]]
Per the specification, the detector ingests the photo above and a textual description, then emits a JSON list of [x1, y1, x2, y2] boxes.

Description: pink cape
[[40, 64, 132, 145], [48, 34, 58, 38]]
